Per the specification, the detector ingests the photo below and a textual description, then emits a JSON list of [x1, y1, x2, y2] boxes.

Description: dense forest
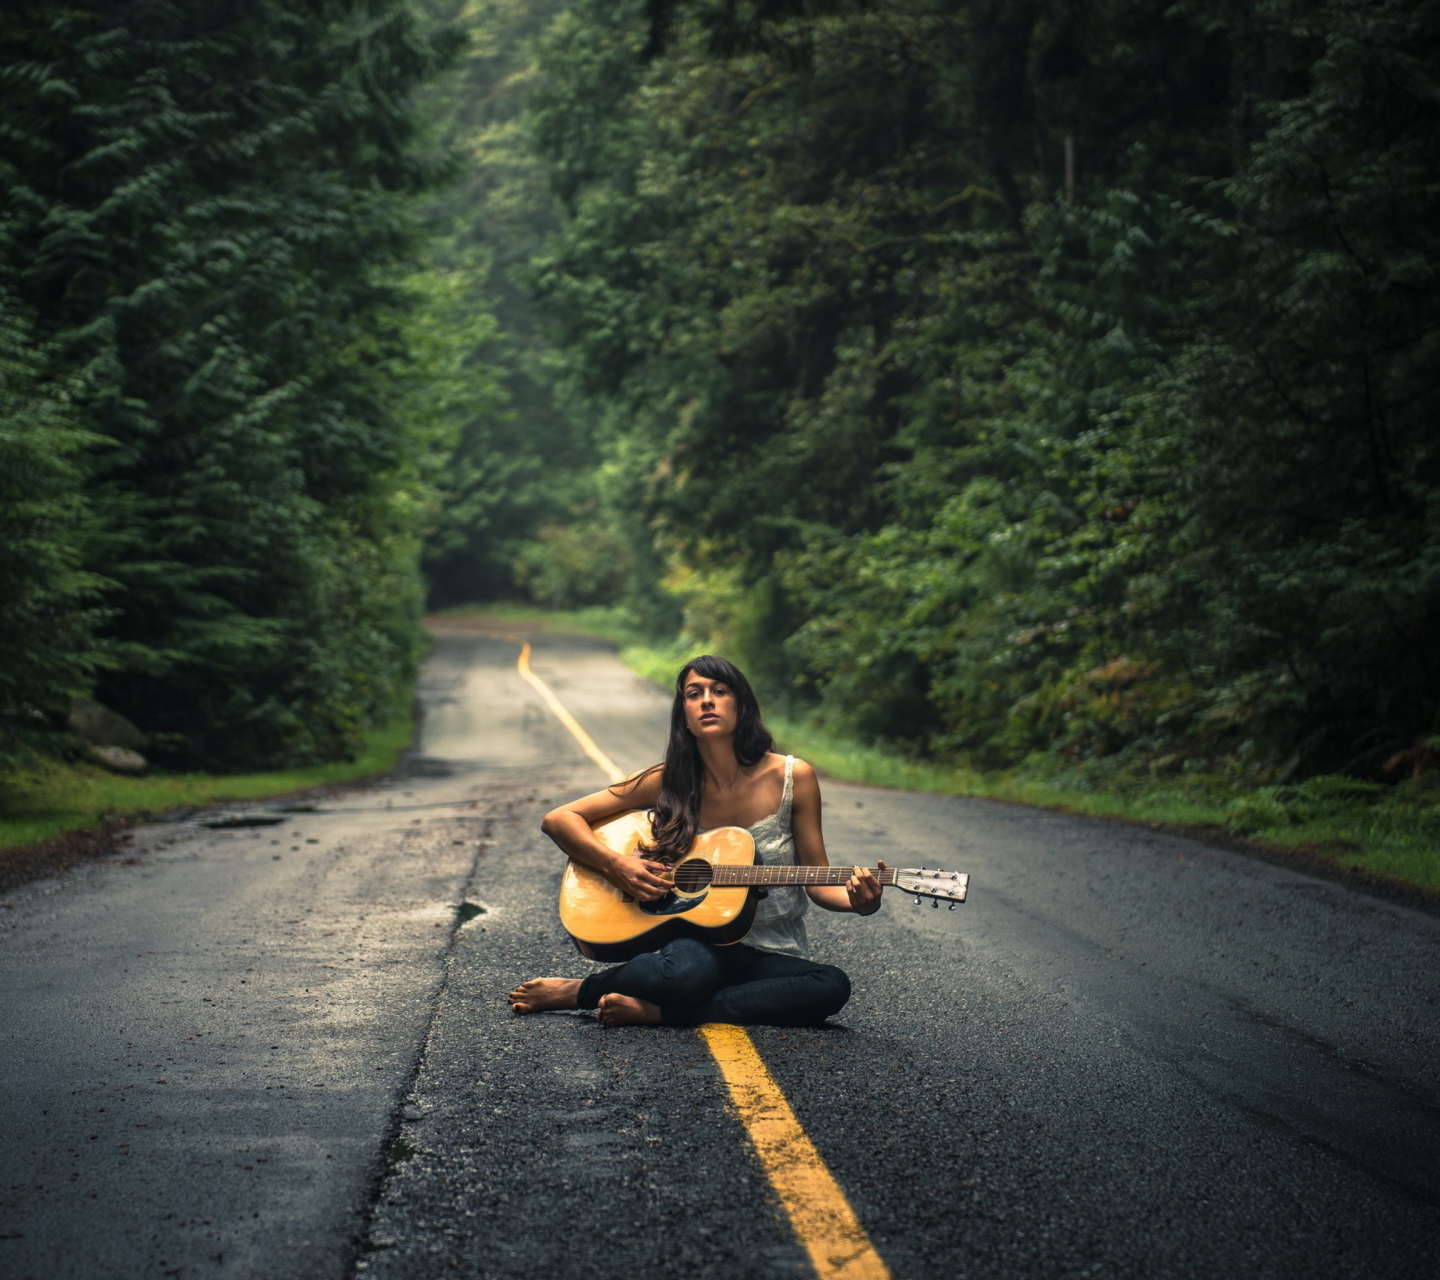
[[3, 0, 1439, 791], [455, 0, 1440, 786], [1, 0, 477, 771]]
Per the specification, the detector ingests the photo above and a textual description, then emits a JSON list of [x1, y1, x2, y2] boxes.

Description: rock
[[68, 698, 146, 750], [89, 745, 148, 775]]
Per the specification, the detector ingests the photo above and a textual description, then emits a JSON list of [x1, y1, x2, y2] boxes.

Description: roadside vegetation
[[0, 0, 483, 777], [497, 0, 1440, 788]]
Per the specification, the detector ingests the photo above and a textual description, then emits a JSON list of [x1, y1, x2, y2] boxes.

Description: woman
[[507, 654, 886, 1027]]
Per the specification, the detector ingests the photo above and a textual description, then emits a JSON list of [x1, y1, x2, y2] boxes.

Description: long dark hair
[[623, 654, 774, 863]]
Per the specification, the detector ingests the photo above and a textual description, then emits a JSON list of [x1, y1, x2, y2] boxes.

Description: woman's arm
[[540, 769, 671, 902], [790, 759, 882, 914]]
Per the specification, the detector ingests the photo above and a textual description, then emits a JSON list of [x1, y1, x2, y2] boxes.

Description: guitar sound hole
[[672, 858, 713, 894]]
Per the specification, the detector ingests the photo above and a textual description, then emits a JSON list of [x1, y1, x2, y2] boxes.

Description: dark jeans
[[576, 938, 850, 1027]]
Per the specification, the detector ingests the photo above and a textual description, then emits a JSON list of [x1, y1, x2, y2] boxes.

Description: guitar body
[[559, 810, 759, 962]]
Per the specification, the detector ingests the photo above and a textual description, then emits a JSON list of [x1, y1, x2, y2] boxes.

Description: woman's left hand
[[846, 859, 887, 915]]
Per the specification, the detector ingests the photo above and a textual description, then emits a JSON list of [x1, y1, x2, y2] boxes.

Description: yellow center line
[[701, 1023, 891, 1280], [514, 640, 892, 1280], [515, 640, 626, 784]]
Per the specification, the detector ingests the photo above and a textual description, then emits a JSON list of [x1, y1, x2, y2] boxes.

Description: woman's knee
[[809, 963, 851, 1016], [657, 938, 723, 1002], [622, 938, 722, 1006]]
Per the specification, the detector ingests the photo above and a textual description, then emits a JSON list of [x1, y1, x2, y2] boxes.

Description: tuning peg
[[932, 897, 939, 908], [949, 902, 957, 911], [913, 893, 921, 906]]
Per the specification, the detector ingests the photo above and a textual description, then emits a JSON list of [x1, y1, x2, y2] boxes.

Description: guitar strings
[[657, 865, 960, 891], [665, 868, 906, 890], [666, 872, 900, 879]]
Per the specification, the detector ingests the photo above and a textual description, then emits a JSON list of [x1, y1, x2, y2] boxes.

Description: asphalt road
[[3, 622, 1438, 1279]]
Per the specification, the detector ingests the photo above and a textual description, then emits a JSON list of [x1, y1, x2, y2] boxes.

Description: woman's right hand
[[609, 857, 672, 902]]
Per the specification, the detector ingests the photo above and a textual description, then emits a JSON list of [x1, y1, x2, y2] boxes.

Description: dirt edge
[[1091, 808, 1440, 919], [0, 701, 426, 898], [0, 821, 130, 896]]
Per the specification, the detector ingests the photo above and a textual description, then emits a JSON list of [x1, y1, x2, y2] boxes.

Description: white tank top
[[738, 755, 810, 960]]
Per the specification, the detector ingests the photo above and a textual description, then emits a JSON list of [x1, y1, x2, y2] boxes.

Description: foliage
[[11, 0, 1434, 808], [513, 518, 633, 608], [508, 0, 1440, 785], [0, 260, 107, 767], [415, 0, 599, 607], [0, 0, 462, 772]]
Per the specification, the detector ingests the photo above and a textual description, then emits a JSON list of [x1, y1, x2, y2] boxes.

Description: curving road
[[2, 621, 1438, 1279]]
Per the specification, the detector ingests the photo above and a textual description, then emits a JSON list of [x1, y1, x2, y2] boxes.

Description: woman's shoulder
[[761, 752, 817, 785], [765, 750, 813, 770], [757, 750, 804, 769], [613, 764, 664, 804]]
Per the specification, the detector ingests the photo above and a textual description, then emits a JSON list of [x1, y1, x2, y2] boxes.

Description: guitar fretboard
[[705, 866, 897, 887]]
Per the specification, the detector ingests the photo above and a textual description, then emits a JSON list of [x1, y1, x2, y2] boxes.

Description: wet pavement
[[2, 623, 1439, 1278]]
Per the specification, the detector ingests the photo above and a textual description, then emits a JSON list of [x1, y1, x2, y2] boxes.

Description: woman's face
[[681, 669, 738, 741]]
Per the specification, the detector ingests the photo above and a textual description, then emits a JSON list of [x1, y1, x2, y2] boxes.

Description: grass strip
[[441, 605, 1440, 896], [762, 715, 1440, 893], [0, 710, 414, 852]]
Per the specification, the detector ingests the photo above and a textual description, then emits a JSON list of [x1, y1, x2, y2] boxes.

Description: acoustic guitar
[[559, 809, 970, 961]]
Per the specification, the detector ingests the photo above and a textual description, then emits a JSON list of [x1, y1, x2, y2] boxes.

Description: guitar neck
[[704, 866, 897, 887]]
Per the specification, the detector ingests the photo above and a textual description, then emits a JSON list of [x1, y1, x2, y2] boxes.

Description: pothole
[[201, 815, 288, 829]]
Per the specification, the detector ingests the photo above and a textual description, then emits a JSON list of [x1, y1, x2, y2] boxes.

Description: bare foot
[[597, 993, 661, 1027], [508, 977, 582, 1014]]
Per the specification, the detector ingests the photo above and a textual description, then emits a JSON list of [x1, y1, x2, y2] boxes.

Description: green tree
[[0, 255, 106, 767], [417, 0, 599, 608], [514, 0, 1440, 779], [1, 0, 463, 770]]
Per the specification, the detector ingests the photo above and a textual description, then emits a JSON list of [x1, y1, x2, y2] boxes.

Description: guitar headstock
[[894, 868, 969, 909]]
